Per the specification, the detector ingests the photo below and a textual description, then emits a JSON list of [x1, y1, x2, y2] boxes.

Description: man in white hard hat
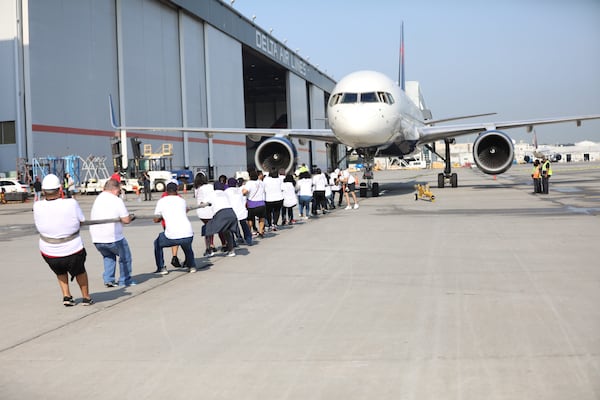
[[33, 174, 94, 306]]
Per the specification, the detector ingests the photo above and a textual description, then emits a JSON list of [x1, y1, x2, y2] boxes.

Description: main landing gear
[[425, 138, 458, 188], [346, 150, 380, 197]]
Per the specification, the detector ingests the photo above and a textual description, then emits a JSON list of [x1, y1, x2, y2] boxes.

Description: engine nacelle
[[254, 136, 298, 174], [472, 130, 514, 175]]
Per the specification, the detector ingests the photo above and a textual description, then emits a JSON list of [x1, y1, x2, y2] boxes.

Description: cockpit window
[[328, 93, 342, 107], [360, 92, 378, 103], [329, 91, 395, 105], [340, 93, 358, 104]]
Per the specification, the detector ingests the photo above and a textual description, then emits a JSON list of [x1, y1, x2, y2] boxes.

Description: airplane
[[109, 28, 600, 189], [523, 128, 563, 163]]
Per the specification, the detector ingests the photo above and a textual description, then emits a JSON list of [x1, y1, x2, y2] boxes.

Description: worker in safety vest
[[531, 159, 542, 194], [540, 157, 553, 194]]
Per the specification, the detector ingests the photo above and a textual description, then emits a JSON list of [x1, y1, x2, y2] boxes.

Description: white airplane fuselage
[[327, 70, 423, 154]]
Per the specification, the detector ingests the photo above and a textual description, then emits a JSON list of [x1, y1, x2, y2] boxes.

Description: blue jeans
[[239, 219, 252, 245], [298, 195, 312, 216], [94, 238, 133, 285], [154, 233, 195, 269]]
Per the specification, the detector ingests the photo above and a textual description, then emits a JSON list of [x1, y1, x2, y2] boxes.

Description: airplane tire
[[372, 182, 379, 197], [437, 173, 445, 188], [359, 183, 368, 197], [450, 173, 458, 188]]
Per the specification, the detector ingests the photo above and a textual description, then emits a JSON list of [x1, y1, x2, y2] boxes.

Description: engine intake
[[472, 130, 514, 175], [254, 136, 298, 174]]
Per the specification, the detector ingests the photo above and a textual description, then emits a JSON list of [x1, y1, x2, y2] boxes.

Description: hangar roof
[[169, 0, 336, 93]]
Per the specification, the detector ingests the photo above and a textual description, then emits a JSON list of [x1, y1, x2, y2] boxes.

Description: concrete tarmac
[[1, 163, 599, 400]]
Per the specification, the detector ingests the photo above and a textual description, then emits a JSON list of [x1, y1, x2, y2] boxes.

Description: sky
[[233, 0, 600, 145]]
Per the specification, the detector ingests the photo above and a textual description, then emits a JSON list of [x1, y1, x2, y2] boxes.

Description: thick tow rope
[[79, 202, 211, 226]]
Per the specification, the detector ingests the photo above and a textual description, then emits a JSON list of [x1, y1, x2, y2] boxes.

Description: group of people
[[33, 166, 362, 307], [530, 157, 553, 194]]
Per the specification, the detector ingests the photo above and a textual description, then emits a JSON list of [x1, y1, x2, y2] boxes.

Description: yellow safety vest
[[541, 160, 552, 176]]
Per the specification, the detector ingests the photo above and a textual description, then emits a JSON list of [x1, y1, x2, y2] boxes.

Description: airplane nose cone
[[330, 106, 389, 147]]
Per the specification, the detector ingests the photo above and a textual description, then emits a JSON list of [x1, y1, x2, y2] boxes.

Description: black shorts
[[346, 183, 356, 192], [43, 248, 87, 279], [247, 205, 266, 220]]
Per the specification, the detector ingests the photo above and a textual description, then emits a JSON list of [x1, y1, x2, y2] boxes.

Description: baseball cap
[[42, 174, 61, 190]]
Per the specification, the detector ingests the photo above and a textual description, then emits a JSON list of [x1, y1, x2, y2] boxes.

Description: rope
[[79, 202, 211, 226]]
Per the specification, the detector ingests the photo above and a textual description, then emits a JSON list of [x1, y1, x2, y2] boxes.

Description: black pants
[[533, 178, 541, 193], [541, 176, 550, 194], [311, 190, 327, 214], [265, 199, 283, 226]]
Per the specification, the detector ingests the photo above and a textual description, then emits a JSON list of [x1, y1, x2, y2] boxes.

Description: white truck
[[80, 170, 173, 194]]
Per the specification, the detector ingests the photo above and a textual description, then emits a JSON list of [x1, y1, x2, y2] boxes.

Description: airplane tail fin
[[398, 22, 405, 91]]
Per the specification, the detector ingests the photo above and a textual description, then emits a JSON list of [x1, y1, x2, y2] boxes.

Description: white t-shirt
[[296, 178, 313, 196], [263, 175, 284, 202], [330, 172, 341, 191], [312, 173, 328, 191], [208, 189, 232, 213], [89, 191, 129, 243], [195, 184, 215, 220], [34, 198, 85, 257], [282, 181, 298, 207], [154, 195, 194, 239], [341, 169, 355, 184], [242, 180, 265, 202], [224, 187, 248, 220]]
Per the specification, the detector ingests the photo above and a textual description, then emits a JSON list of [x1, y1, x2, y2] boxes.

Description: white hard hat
[[42, 174, 61, 190]]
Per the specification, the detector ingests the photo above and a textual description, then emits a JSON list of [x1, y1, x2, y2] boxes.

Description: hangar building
[[0, 0, 339, 182]]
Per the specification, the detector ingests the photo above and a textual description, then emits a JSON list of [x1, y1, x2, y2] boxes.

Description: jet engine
[[254, 136, 298, 174], [472, 130, 514, 175]]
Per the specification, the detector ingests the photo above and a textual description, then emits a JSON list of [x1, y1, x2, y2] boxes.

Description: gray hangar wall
[[1, 0, 335, 177]]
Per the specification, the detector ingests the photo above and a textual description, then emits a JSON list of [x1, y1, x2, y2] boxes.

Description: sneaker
[[272, 225, 278, 231], [227, 251, 236, 257], [158, 267, 169, 275], [188, 267, 197, 273], [119, 281, 138, 287], [104, 281, 118, 288], [171, 256, 182, 268], [81, 297, 94, 306], [203, 249, 215, 257], [63, 296, 75, 307], [345, 205, 352, 210], [290, 219, 296, 224], [353, 203, 359, 209]]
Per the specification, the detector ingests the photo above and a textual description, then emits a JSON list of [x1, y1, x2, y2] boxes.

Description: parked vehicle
[[0, 179, 29, 193]]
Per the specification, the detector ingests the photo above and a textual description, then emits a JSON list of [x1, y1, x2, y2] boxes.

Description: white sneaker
[[227, 251, 236, 257], [345, 205, 352, 210], [188, 267, 197, 273], [353, 203, 359, 209]]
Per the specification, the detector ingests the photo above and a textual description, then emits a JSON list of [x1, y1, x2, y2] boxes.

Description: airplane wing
[[109, 96, 338, 143], [417, 114, 600, 144]]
